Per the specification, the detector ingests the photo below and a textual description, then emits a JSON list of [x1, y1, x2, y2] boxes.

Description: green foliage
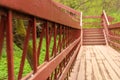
[[54, 0, 120, 16], [0, 38, 54, 79], [0, 43, 32, 80], [54, 0, 120, 27]]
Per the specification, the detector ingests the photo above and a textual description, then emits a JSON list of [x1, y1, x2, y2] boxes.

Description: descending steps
[[83, 28, 106, 45]]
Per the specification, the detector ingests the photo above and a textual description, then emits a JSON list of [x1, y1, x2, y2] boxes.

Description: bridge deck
[[69, 45, 120, 80]]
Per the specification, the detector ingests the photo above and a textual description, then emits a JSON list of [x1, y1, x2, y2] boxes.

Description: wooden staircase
[[83, 28, 106, 45]]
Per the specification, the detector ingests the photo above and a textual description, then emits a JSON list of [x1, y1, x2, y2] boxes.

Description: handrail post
[[6, 10, 14, 80], [103, 10, 110, 25], [80, 12, 83, 46], [102, 10, 110, 46]]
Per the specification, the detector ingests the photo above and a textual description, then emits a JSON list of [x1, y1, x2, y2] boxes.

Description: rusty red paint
[[6, 10, 14, 80]]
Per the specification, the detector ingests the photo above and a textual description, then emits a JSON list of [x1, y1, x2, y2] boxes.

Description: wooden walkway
[[69, 45, 120, 80]]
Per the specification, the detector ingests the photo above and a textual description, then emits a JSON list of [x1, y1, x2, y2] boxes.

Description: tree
[[13, 19, 33, 69]]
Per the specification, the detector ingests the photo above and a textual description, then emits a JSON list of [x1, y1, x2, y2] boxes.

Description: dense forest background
[[54, 0, 120, 22]]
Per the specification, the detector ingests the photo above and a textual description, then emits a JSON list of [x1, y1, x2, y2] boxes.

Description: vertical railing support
[[37, 24, 45, 64], [18, 20, 32, 79], [6, 10, 14, 80], [102, 10, 110, 45], [45, 22, 49, 61], [80, 12, 83, 46], [53, 24, 57, 79], [32, 17, 37, 73], [0, 16, 5, 57], [52, 24, 57, 57]]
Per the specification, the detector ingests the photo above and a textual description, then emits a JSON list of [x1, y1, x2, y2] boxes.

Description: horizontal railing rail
[[52, 1, 80, 21], [80, 12, 83, 45], [83, 16, 101, 19], [101, 10, 110, 45], [0, 0, 80, 29], [52, 1, 80, 16], [108, 22, 120, 29]]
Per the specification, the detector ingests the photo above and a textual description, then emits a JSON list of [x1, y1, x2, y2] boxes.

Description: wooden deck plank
[[103, 60, 120, 80], [70, 45, 120, 80], [94, 46, 105, 60], [92, 57, 103, 80], [90, 46, 103, 80], [94, 46, 111, 80], [86, 46, 92, 80], [98, 46, 120, 78], [105, 46, 120, 68], [92, 46, 101, 60], [106, 46, 120, 60], [107, 46, 120, 61], [99, 60, 112, 80], [77, 56, 85, 80], [69, 47, 84, 80]]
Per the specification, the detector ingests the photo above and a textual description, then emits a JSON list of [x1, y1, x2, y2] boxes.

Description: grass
[[0, 37, 55, 80], [0, 43, 32, 80], [82, 18, 101, 28]]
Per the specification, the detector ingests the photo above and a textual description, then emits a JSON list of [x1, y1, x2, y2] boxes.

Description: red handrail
[[52, 1, 80, 16], [101, 10, 110, 45], [80, 12, 83, 45], [0, 0, 80, 29]]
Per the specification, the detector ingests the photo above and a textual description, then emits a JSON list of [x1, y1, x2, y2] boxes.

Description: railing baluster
[[32, 17, 37, 73], [0, 16, 5, 57], [54, 68, 57, 79], [6, 10, 14, 80], [57, 26, 62, 53], [37, 25, 45, 64], [59, 26, 62, 52], [18, 20, 32, 79], [52, 24, 57, 57], [45, 22, 49, 61], [63, 27, 65, 49]]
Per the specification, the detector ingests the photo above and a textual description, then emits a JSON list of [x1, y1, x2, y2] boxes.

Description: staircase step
[[83, 29, 103, 31], [83, 34, 104, 37], [83, 39, 105, 42], [83, 32, 103, 34], [83, 42, 106, 45], [83, 28, 105, 45], [84, 36, 104, 39]]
